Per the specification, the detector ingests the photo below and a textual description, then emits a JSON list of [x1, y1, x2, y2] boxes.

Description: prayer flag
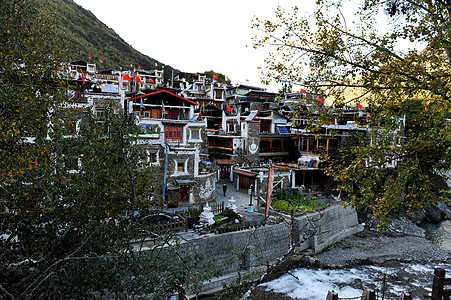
[[118, 74, 123, 88], [80, 69, 85, 84], [316, 97, 323, 103], [123, 74, 132, 82], [140, 98, 144, 109], [266, 164, 274, 217]]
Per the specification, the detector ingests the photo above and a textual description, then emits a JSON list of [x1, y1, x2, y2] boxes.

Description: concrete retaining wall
[[293, 204, 364, 254], [180, 223, 290, 278], [177, 203, 363, 296]]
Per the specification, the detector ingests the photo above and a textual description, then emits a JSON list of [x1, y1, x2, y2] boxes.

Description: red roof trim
[[127, 90, 198, 106]]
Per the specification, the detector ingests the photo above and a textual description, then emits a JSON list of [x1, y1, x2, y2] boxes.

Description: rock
[[409, 209, 426, 225], [437, 201, 451, 220], [387, 217, 426, 237], [424, 204, 443, 223]]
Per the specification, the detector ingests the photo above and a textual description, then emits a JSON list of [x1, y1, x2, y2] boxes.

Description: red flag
[[356, 103, 363, 109], [138, 65, 141, 69], [213, 74, 218, 79], [135, 75, 142, 84], [316, 97, 323, 103], [149, 78, 154, 83], [80, 69, 85, 84], [99, 59, 104, 64], [88, 57, 92, 60], [266, 164, 274, 217], [300, 89, 306, 94], [245, 79, 249, 82], [227, 78, 231, 82], [123, 74, 133, 82], [227, 105, 232, 112]]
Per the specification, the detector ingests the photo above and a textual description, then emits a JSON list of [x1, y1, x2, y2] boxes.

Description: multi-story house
[[128, 90, 217, 206]]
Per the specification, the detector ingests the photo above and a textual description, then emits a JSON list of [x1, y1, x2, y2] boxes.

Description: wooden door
[[220, 165, 230, 179], [180, 186, 189, 202]]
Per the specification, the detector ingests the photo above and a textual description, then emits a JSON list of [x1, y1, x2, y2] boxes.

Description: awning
[[215, 159, 234, 165], [233, 169, 257, 178]]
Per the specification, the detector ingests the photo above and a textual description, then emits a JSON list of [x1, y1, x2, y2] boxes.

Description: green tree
[[204, 70, 231, 84], [252, 0, 451, 225], [1, 1, 208, 298]]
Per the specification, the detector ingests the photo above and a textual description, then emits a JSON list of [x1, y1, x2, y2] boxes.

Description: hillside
[[44, 0, 177, 80]]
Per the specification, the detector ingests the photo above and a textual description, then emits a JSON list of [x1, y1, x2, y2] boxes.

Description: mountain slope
[[44, 0, 177, 79]]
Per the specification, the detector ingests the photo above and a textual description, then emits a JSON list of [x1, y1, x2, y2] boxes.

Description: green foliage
[[0, 1, 201, 298], [42, 0, 178, 81], [253, 0, 451, 224], [204, 70, 231, 84], [271, 191, 329, 215]]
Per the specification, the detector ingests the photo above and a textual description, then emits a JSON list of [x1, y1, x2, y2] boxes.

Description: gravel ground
[[314, 229, 451, 268]]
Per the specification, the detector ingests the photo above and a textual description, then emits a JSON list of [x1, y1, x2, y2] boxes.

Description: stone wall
[[176, 203, 363, 295], [293, 204, 364, 254], [180, 223, 290, 277]]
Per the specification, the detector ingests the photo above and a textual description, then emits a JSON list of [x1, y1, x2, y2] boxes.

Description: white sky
[[73, 0, 311, 92]]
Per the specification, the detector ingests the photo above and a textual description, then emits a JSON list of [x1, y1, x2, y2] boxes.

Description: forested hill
[[44, 0, 177, 78]]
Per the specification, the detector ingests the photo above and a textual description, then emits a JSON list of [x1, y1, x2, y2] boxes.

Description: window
[[64, 155, 79, 171], [96, 110, 104, 118], [168, 110, 180, 120], [64, 120, 78, 136], [165, 127, 182, 143], [144, 111, 150, 118], [227, 124, 235, 132], [190, 128, 200, 140], [147, 150, 159, 164], [176, 161, 185, 172]]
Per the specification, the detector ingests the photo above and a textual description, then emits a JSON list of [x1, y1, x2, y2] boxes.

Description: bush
[[271, 191, 329, 215]]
